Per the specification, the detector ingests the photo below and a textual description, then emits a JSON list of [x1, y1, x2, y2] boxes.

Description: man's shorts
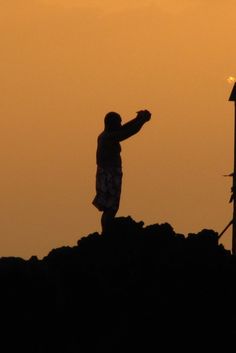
[[92, 166, 123, 212]]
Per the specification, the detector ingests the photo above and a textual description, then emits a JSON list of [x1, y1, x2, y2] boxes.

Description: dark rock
[[0, 216, 234, 352]]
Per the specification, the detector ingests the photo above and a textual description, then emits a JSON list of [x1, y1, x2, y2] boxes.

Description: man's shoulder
[[98, 131, 106, 141], [98, 131, 114, 141]]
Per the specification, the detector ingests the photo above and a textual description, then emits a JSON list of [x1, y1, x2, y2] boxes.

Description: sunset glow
[[227, 76, 236, 84], [0, 1, 236, 258]]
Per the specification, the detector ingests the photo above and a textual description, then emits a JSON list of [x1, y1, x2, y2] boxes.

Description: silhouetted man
[[92, 110, 151, 233]]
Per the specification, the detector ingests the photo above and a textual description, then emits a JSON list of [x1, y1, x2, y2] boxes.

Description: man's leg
[[101, 209, 117, 234]]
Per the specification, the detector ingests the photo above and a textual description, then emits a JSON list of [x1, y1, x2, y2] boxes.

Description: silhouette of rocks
[[0, 216, 235, 352]]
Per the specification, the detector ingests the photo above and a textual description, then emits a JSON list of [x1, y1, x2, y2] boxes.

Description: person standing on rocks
[[92, 109, 151, 233]]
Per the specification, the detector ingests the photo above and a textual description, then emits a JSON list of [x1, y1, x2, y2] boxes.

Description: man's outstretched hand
[[137, 110, 151, 122]]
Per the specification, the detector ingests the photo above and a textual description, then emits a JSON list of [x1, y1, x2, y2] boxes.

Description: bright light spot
[[227, 76, 236, 84]]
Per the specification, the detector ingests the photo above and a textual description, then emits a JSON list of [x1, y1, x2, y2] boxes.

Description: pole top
[[229, 82, 236, 101]]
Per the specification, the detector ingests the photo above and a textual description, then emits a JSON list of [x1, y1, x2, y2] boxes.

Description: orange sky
[[0, 0, 236, 258]]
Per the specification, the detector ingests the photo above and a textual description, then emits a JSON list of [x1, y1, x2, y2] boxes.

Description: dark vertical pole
[[233, 101, 236, 254], [229, 83, 236, 254]]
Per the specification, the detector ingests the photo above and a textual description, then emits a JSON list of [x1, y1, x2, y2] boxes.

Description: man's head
[[104, 112, 122, 131]]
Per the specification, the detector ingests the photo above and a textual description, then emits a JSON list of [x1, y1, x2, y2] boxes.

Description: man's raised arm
[[110, 110, 151, 141]]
